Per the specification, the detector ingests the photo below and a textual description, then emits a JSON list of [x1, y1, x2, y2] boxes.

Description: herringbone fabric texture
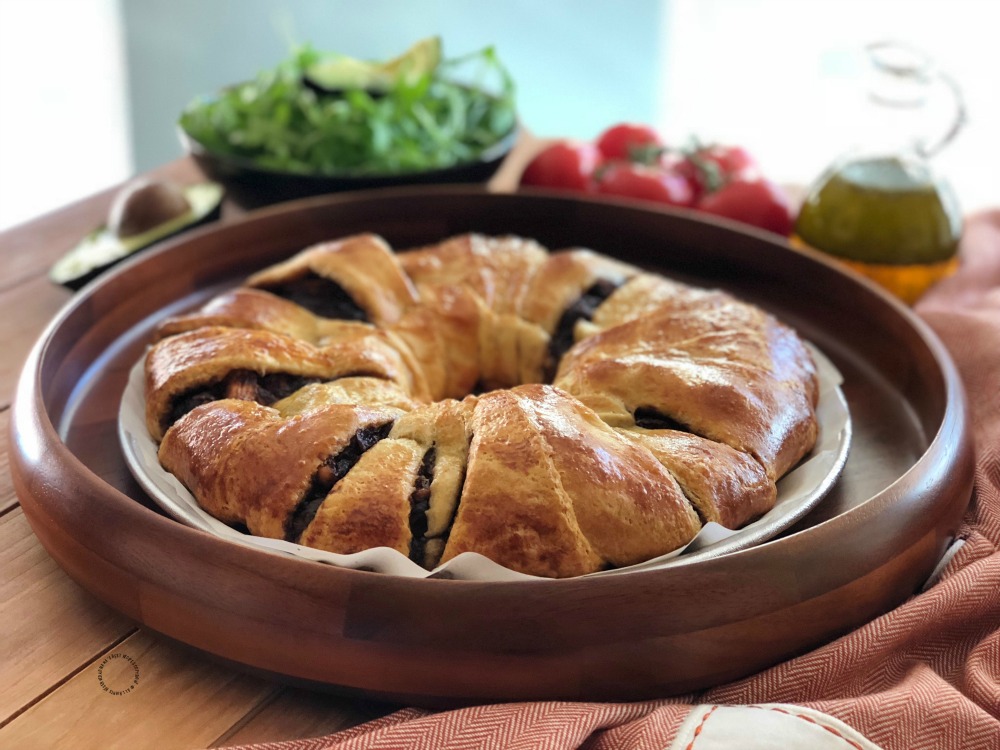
[[228, 212, 1000, 750]]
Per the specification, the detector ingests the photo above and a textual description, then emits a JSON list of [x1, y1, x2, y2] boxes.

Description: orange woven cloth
[[228, 212, 1000, 750]]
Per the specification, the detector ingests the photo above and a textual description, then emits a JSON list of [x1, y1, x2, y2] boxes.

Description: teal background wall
[[121, 0, 667, 171]]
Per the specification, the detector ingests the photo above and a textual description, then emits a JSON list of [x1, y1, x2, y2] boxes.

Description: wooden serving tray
[[10, 188, 974, 705]]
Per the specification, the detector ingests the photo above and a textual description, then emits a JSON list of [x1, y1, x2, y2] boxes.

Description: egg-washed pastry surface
[[146, 233, 819, 578]]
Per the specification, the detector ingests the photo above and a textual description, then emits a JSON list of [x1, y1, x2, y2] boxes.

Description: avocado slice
[[303, 36, 442, 95], [50, 180, 223, 291]]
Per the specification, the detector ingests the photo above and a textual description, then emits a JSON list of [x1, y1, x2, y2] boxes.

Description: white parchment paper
[[119, 343, 850, 581]]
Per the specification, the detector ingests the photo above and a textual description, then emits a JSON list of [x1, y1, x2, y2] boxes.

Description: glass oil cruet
[[793, 41, 966, 304]]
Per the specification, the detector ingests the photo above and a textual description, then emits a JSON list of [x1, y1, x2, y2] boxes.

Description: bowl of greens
[[179, 37, 518, 207]]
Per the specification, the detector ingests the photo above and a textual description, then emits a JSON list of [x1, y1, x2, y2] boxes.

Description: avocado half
[[50, 181, 224, 291], [303, 36, 442, 95]]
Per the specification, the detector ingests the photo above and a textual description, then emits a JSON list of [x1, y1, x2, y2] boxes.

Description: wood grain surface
[[0, 508, 134, 721], [0, 410, 14, 514], [0, 630, 275, 749]]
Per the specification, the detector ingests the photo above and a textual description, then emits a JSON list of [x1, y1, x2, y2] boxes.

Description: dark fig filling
[[168, 382, 229, 427], [166, 370, 323, 430], [407, 447, 437, 566], [256, 271, 368, 322], [634, 407, 691, 433], [164, 370, 380, 431], [284, 422, 394, 543], [263, 372, 323, 400], [546, 278, 619, 380]]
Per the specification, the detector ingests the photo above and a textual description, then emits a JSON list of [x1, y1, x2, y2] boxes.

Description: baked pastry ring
[[146, 233, 819, 578]]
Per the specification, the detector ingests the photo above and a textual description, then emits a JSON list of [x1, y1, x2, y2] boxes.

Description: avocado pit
[[109, 180, 192, 239]]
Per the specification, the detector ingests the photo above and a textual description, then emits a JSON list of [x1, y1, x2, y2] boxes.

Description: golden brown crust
[[400, 234, 548, 314], [273, 377, 417, 416], [617, 427, 776, 529], [154, 289, 326, 343], [520, 249, 639, 334], [590, 273, 734, 332], [300, 438, 422, 556], [512, 385, 701, 567], [248, 233, 418, 325], [156, 399, 271, 525], [158, 400, 399, 539], [400, 234, 552, 390], [387, 284, 481, 399], [478, 308, 550, 390], [145, 325, 423, 440], [441, 389, 603, 578], [314, 322, 432, 402], [554, 300, 819, 480], [146, 232, 823, 578]]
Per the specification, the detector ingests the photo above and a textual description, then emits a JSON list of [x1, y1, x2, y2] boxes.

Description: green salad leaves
[[179, 42, 517, 176]]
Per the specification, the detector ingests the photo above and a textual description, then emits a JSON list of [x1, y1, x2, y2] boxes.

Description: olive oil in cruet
[[793, 42, 965, 304]]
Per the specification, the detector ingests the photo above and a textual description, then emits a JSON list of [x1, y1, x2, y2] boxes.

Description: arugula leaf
[[179, 43, 516, 176]]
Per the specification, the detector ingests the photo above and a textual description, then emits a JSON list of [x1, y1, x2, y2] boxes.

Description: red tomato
[[697, 178, 793, 236], [595, 162, 695, 207], [519, 141, 603, 192], [595, 123, 664, 161], [676, 144, 758, 202], [695, 144, 757, 177]]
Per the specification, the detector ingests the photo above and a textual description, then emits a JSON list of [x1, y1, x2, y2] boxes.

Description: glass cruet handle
[[865, 40, 967, 158]]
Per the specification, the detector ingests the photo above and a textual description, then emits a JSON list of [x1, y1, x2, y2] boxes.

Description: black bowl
[[179, 126, 518, 209]]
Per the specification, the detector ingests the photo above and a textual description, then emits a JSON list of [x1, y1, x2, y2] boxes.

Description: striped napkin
[[227, 211, 1000, 750]]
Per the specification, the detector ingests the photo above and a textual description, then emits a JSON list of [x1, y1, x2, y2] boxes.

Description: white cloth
[[670, 703, 882, 750]]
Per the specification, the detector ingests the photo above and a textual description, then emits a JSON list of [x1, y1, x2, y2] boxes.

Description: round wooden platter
[[10, 188, 974, 705]]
